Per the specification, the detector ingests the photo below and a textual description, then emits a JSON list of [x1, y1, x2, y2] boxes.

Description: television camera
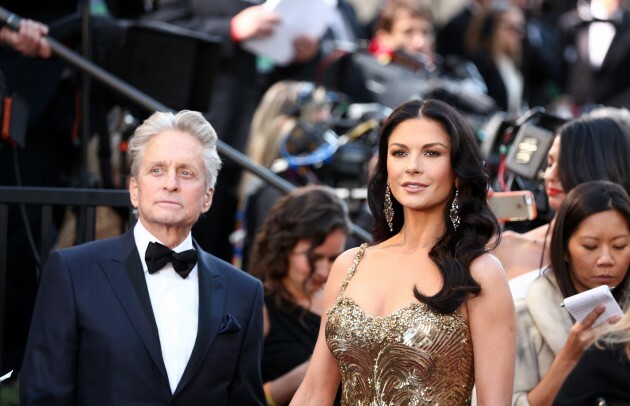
[[269, 97, 390, 214], [479, 107, 567, 229], [271, 46, 502, 213]]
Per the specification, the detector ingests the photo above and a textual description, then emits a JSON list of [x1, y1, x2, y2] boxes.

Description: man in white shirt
[[20, 110, 265, 405], [559, 0, 630, 107]]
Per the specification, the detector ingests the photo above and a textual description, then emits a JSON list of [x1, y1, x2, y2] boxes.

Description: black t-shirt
[[554, 342, 630, 406], [262, 295, 320, 384]]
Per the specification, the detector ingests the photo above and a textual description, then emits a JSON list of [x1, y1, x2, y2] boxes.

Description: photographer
[[314, 0, 488, 120], [369, 0, 436, 68]]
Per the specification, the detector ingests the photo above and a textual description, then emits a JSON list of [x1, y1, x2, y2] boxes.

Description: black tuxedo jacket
[[560, 8, 630, 107], [20, 229, 265, 405]]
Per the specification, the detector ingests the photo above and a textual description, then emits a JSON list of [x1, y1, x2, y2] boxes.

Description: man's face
[[383, 11, 434, 57], [129, 130, 213, 238]]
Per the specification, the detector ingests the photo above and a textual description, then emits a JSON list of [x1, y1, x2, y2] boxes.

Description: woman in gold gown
[[291, 98, 516, 405]]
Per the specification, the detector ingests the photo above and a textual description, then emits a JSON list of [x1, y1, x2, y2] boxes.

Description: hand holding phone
[[488, 190, 537, 222]]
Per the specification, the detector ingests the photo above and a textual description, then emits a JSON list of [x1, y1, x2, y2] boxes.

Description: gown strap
[[337, 243, 368, 298]]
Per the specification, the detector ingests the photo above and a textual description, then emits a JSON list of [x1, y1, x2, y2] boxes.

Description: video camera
[[317, 46, 496, 117], [270, 98, 389, 213], [480, 108, 567, 182], [479, 107, 567, 227]]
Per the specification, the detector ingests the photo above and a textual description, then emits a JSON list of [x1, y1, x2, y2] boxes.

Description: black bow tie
[[145, 241, 198, 278]]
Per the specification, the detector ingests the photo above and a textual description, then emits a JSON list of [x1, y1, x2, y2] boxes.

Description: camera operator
[[336, 0, 492, 117], [368, 0, 436, 69]]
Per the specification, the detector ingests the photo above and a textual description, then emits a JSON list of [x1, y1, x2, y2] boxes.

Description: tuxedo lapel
[[175, 248, 228, 395], [123, 249, 160, 340], [99, 230, 169, 383], [577, 28, 589, 66], [600, 16, 630, 72]]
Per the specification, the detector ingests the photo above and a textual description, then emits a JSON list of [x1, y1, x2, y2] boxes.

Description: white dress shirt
[[134, 221, 199, 394], [589, 1, 616, 69], [496, 54, 524, 115]]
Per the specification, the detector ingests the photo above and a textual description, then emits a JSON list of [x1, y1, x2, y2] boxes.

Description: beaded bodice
[[325, 244, 474, 405]]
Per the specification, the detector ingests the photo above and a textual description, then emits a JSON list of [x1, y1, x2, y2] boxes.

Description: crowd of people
[[3, 0, 630, 405]]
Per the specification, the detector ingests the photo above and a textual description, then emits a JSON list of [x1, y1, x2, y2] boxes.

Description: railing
[[0, 7, 371, 241], [0, 186, 133, 376]]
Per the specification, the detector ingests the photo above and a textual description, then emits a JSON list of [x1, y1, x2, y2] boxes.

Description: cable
[[12, 147, 42, 276], [344, 118, 379, 142], [278, 128, 340, 169], [1, 48, 42, 275]]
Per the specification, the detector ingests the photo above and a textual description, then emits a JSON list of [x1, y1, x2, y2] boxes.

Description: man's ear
[[202, 188, 214, 213], [129, 177, 139, 208]]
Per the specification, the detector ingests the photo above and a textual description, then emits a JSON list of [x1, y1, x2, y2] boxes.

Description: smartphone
[[488, 191, 537, 222]]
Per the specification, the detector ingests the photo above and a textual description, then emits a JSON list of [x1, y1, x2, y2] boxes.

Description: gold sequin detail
[[325, 244, 474, 405]]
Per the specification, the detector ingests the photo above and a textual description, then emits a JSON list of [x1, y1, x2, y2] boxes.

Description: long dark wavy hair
[[367, 99, 500, 314], [550, 181, 630, 304], [249, 185, 351, 309]]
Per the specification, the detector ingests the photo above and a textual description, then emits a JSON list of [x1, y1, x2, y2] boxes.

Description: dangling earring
[[384, 182, 394, 232], [450, 189, 461, 231]]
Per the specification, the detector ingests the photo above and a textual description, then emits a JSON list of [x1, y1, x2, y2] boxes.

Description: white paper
[[562, 285, 624, 327], [242, 0, 337, 66], [0, 370, 13, 383]]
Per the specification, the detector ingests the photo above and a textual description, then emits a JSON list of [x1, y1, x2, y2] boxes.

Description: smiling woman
[[386, 118, 455, 215], [291, 99, 515, 405]]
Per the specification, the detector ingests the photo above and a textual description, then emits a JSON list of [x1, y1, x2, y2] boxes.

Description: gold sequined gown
[[325, 244, 474, 405]]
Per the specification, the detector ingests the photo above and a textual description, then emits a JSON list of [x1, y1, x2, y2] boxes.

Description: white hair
[[128, 110, 222, 189]]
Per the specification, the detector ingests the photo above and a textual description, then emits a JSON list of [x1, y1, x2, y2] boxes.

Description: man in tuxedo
[[558, 0, 630, 107], [136, 0, 319, 262], [20, 110, 265, 405]]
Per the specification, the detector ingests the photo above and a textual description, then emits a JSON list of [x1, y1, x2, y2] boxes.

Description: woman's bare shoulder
[[335, 244, 367, 266], [329, 245, 367, 281], [469, 252, 507, 288], [323, 245, 369, 305]]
